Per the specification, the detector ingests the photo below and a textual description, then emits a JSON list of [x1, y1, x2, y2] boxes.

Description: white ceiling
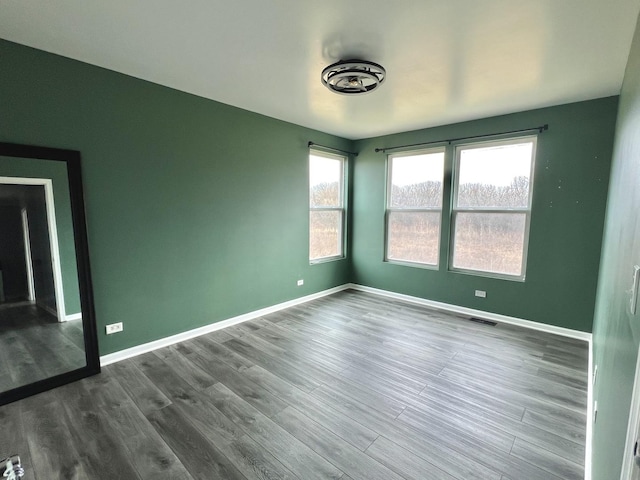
[[1, 0, 639, 140]]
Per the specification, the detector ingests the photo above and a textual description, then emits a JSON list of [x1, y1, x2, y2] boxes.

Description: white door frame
[[0, 176, 67, 322], [20, 207, 35, 302], [621, 343, 640, 479]]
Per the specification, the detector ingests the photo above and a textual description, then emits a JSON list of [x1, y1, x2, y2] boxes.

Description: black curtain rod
[[374, 124, 549, 153], [308, 141, 358, 157]]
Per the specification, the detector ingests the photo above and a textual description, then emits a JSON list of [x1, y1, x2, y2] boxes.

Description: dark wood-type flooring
[[0, 290, 588, 479], [0, 302, 85, 392]]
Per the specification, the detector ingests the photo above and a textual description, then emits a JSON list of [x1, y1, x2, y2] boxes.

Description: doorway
[[0, 178, 66, 322]]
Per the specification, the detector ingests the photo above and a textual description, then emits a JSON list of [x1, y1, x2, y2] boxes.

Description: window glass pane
[[310, 154, 342, 208], [310, 210, 342, 260], [452, 212, 526, 276], [457, 142, 533, 208], [389, 152, 444, 208], [387, 211, 440, 265]]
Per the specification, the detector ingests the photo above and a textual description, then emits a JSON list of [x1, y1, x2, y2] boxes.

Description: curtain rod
[[308, 141, 358, 157], [374, 124, 548, 153]]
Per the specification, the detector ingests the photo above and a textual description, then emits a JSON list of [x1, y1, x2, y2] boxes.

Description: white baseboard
[[37, 302, 58, 319], [347, 283, 592, 342], [102, 282, 593, 366], [38, 302, 78, 322], [100, 280, 594, 472], [347, 283, 594, 477], [100, 284, 350, 366], [586, 338, 593, 480]]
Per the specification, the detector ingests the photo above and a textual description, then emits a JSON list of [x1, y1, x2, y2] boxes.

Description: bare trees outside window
[[309, 150, 345, 262], [385, 149, 445, 266], [451, 137, 536, 279], [383, 137, 536, 280]]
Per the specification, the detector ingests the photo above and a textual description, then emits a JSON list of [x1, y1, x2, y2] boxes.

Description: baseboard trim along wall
[[101, 282, 593, 364], [347, 283, 592, 342], [99, 281, 594, 475], [586, 338, 594, 480], [100, 284, 351, 366], [348, 282, 594, 479], [37, 302, 58, 319], [37, 302, 81, 323]]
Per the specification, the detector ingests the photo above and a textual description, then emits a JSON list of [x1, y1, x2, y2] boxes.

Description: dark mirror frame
[[0, 142, 100, 406]]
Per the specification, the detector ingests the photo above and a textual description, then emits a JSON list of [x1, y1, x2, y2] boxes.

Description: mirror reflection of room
[[0, 167, 85, 393]]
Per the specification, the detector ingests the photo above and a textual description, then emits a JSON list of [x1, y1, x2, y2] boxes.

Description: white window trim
[[309, 149, 347, 264], [384, 147, 446, 269], [449, 135, 537, 282]]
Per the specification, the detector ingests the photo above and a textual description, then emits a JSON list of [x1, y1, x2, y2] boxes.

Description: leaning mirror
[[0, 142, 99, 405]]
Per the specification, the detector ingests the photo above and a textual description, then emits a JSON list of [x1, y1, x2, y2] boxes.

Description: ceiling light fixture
[[321, 59, 386, 95]]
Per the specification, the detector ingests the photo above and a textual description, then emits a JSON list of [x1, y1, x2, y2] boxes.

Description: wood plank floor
[[0, 290, 588, 480], [0, 302, 85, 392]]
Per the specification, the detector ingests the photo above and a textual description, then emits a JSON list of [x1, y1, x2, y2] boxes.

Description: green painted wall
[[352, 98, 617, 332], [0, 156, 82, 315], [591, 12, 640, 480], [0, 40, 352, 355], [0, 36, 621, 362]]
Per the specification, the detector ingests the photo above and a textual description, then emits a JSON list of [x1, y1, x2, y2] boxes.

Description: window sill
[[449, 267, 526, 282], [385, 259, 439, 270], [310, 255, 346, 265]]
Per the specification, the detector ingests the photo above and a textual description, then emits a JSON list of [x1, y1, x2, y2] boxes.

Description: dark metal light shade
[[321, 59, 386, 95]]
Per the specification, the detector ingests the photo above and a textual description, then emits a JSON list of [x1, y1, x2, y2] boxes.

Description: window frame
[[449, 135, 537, 281], [309, 149, 347, 264], [384, 146, 446, 269]]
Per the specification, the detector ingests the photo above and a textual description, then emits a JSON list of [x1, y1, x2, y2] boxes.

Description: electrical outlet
[[106, 322, 123, 334], [297, 279, 304, 286], [475, 290, 486, 298]]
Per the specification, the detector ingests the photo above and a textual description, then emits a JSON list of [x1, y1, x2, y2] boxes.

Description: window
[[309, 150, 346, 262], [451, 137, 536, 279], [385, 148, 445, 266]]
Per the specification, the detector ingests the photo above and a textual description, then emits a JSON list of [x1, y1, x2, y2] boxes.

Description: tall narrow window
[[385, 148, 445, 266], [451, 137, 536, 279], [309, 150, 346, 262]]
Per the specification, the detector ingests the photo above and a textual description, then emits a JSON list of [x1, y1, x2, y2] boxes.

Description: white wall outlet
[[297, 279, 304, 286], [106, 322, 123, 334], [475, 290, 487, 298]]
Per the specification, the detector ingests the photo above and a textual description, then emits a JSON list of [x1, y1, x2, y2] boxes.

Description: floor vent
[[469, 317, 498, 326]]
